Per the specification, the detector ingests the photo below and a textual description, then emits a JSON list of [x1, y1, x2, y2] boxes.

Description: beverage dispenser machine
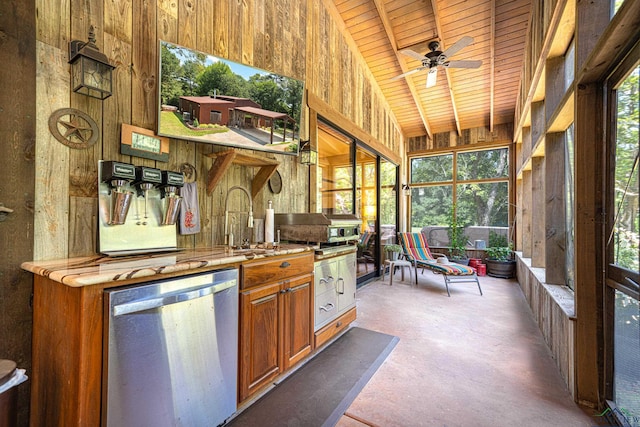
[[98, 160, 181, 256]]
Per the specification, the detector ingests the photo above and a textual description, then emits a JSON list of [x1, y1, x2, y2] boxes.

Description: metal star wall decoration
[[48, 108, 99, 149]]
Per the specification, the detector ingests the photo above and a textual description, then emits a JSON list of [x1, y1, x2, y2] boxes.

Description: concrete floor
[[336, 270, 603, 427]]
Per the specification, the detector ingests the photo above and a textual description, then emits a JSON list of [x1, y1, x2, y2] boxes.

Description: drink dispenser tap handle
[[160, 171, 185, 198]]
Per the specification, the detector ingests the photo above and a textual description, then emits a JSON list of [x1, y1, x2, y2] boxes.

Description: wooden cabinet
[[26, 248, 315, 424], [239, 252, 314, 402]]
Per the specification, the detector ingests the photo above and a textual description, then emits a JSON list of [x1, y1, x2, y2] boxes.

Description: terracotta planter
[[485, 259, 516, 278]]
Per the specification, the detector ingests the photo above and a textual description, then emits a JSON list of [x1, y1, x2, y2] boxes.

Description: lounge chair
[[397, 232, 483, 297], [357, 231, 374, 272]]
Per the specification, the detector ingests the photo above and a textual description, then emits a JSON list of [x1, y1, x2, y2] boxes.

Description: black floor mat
[[227, 327, 399, 427]]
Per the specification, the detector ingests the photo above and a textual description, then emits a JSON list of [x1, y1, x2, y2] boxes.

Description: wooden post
[[531, 156, 546, 268], [574, 82, 604, 408], [521, 169, 533, 258], [545, 132, 566, 285]]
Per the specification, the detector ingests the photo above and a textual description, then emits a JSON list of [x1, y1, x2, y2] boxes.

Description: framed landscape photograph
[[158, 40, 305, 156]]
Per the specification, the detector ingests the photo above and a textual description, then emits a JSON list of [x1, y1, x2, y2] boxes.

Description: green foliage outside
[[612, 65, 639, 272], [410, 148, 509, 230], [379, 161, 397, 227], [447, 204, 468, 259]]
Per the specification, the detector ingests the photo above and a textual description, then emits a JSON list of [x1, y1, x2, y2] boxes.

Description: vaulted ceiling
[[327, 0, 532, 139]]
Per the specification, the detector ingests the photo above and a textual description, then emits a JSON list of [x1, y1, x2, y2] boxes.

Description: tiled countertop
[[21, 244, 316, 287]]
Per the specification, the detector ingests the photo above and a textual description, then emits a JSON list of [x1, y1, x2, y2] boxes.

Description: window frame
[[408, 145, 511, 230], [605, 45, 640, 300], [603, 40, 640, 415]]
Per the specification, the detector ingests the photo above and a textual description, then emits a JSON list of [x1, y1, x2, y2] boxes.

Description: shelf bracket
[[205, 149, 280, 197]]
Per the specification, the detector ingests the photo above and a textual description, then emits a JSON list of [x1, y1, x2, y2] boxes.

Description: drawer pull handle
[[319, 302, 335, 312], [336, 321, 342, 328], [280, 261, 290, 268], [319, 276, 334, 284], [336, 277, 345, 295]]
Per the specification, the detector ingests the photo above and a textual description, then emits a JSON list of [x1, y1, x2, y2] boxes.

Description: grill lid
[[274, 213, 361, 226]]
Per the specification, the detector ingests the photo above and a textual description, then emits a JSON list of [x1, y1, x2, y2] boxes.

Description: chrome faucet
[[224, 186, 254, 247]]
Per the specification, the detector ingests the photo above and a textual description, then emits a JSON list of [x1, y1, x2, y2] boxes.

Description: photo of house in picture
[[158, 40, 305, 155]]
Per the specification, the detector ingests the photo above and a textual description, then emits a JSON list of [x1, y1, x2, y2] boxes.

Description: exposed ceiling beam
[[490, 0, 496, 132], [430, 0, 462, 136], [372, 0, 433, 139]]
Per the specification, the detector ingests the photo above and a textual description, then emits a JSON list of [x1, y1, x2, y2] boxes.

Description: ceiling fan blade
[[391, 66, 426, 81], [398, 48, 426, 61], [445, 60, 483, 69], [426, 68, 437, 88], [441, 36, 474, 58]]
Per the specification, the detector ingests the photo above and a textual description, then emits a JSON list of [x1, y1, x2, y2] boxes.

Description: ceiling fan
[[392, 36, 482, 88]]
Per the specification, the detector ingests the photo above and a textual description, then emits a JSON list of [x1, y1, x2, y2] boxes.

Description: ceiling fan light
[[426, 69, 437, 88]]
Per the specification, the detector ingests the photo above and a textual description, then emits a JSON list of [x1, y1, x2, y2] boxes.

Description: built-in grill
[[274, 213, 361, 253], [275, 213, 360, 337]]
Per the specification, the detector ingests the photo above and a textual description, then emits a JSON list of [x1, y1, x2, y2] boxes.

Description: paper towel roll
[[265, 200, 274, 243]]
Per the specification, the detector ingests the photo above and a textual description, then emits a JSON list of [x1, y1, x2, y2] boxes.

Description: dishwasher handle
[[112, 279, 235, 316]]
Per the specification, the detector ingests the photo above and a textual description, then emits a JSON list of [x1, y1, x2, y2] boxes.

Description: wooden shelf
[[204, 149, 280, 198]]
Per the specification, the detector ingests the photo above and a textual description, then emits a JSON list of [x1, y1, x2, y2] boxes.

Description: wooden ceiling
[[328, 0, 532, 139]]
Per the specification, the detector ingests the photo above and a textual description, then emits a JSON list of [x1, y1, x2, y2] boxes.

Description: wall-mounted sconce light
[[402, 184, 411, 196], [68, 26, 115, 100], [299, 140, 317, 165]]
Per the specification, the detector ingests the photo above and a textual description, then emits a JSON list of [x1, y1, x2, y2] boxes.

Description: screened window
[[607, 62, 639, 424], [333, 166, 353, 214], [411, 154, 452, 183], [410, 148, 509, 232], [565, 124, 575, 289], [610, 66, 639, 272]]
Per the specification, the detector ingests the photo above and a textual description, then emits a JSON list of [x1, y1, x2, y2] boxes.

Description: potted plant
[[384, 244, 402, 261], [447, 205, 469, 265], [484, 230, 516, 278]]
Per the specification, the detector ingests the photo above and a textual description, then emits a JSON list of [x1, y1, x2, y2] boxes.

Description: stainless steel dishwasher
[[103, 269, 238, 427]]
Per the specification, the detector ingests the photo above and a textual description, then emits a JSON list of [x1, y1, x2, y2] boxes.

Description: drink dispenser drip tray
[[98, 160, 184, 256]]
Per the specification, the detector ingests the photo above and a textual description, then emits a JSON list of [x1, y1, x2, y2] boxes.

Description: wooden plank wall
[[32, 0, 403, 259], [0, 1, 36, 424], [406, 123, 513, 153], [516, 257, 576, 398]]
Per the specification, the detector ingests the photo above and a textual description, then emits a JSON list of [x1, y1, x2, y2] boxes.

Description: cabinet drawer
[[242, 252, 313, 289], [314, 308, 357, 348], [314, 259, 337, 296], [314, 289, 338, 329]]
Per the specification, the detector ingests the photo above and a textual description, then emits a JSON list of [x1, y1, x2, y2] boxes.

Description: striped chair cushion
[[398, 232, 475, 276], [415, 259, 476, 276], [398, 232, 436, 261]]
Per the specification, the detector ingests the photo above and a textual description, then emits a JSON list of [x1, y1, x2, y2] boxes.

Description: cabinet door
[[336, 252, 357, 312], [239, 282, 281, 402], [282, 274, 314, 370]]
